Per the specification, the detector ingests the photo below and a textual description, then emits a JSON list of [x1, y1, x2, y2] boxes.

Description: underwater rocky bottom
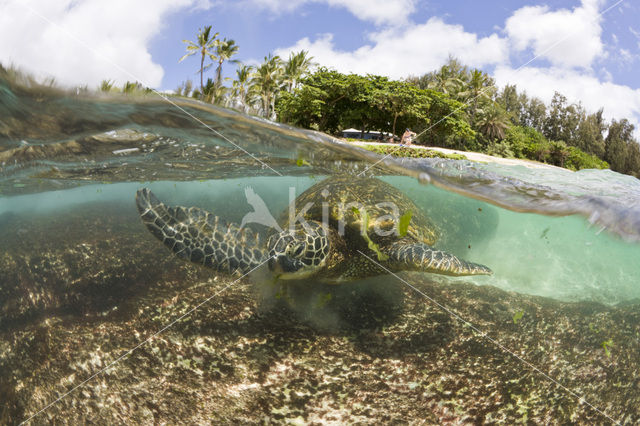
[[0, 202, 639, 424]]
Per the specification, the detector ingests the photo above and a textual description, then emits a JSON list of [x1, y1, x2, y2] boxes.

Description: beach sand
[[348, 141, 568, 171]]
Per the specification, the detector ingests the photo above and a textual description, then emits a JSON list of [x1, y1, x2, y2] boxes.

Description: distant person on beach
[[401, 128, 416, 146]]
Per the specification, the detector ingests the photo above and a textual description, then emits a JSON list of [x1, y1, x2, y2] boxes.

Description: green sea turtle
[[135, 176, 491, 283]]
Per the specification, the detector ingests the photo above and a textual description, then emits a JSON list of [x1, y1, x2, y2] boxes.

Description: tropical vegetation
[[100, 26, 640, 178], [178, 25, 219, 98], [361, 145, 467, 161]]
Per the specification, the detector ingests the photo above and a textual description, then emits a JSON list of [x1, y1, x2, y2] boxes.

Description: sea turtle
[[135, 176, 491, 284]]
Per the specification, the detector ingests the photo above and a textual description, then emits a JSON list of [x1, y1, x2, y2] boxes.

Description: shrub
[[566, 147, 609, 170], [361, 144, 467, 160], [503, 125, 545, 159], [486, 140, 515, 158]]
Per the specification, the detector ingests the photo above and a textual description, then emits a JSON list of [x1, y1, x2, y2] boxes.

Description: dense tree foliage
[[274, 57, 638, 176], [276, 68, 474, 146], [605, 119, 640, 175], [490, 83, 638, 176], [169, 35, 639, 178]]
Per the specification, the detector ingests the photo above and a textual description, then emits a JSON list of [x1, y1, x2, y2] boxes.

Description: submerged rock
[[0, 202, 638, 424]]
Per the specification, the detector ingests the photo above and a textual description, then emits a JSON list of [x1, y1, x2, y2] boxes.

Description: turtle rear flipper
[[136, 188, 267, 274], [384, 240, 492, 276]]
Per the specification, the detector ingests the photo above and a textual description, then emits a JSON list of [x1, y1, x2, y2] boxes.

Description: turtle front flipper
[[136, 188, 267, 274], [384, 240, 492, 276]]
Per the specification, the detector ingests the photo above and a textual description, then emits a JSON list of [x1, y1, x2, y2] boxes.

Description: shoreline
[[347, 140, 569, 171]]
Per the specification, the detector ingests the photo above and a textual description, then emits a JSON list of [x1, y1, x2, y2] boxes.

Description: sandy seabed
[[1, 201, 637, 424]]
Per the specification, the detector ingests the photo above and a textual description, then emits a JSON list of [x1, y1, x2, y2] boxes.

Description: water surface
[[1, 76, 638, 424]]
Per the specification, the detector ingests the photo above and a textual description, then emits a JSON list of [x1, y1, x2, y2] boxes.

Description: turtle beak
[[268, 255, 298, 274]]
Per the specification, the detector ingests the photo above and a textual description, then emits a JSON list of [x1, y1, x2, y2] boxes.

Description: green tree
[[202, 77, 228, 105], [549, 140, 570, 167], [201, 77, 215, 102], [476, 103, 511, 141], [372, 81, 429, 137], [278, 68, 369, 133], [565, 147, 609, 171], [409, 57, 468, 96], [625, 141, 640, 177], [521, 96, 546, 132], [122, 81, 143, 94], [415, 90, 475, 149], [516, 126, 551, 162], [426, 69, 464, 96], [100, 79, 115, 92], [283, 50, 314, 93], [543, 92, 582, 145], [179, 25, 219, 99], [214, 38, 240, 87], [211, 84, 229, 105], [276, 85, 327, 128], [496, 84, 522, 124], [231, 64, 254, 113], [276, 68, 473, 145], [502, 125, 534, 158], [576, 109, 606, 158], [174, 79, 193, 97], [605, 119, 635, 173], [251, 54, 284, 118], [457, 69, 495, 126]]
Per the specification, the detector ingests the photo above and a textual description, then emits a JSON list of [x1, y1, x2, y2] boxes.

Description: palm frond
[[179, 51, 197, 62]]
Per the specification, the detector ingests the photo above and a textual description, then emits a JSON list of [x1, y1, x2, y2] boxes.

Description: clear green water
[[2, 175, 638, 304]]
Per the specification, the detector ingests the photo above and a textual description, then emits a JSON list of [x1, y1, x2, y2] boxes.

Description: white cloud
[[245, 0, 416, 26], [619, 48, 635, 64], [0, 0, 200, 88], [630, 26, 640, 50], [274, 17, 508, 79], [494, 65, 640, 133], [504, 0, 605, 69], [325, 0, 416, 26]]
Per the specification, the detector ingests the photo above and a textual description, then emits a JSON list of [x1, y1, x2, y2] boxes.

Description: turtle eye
[[287, 243, 304, 257]]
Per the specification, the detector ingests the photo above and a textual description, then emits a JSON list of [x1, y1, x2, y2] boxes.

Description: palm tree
[[283, 50, 314, 93], [201, 78, 215, 102], [427, 73, 464, 96], [100, 79, 115, 92], [231, 64, 254, 113], [477, 104, 510, 141], [214, 38, 240, 87], [211, 84, 229, 105], [179, 25, 219, 99], [424, 57, 467, 96], [458, 69, 495, 125], [123, 81, 143, 94], [251, 54, 284, 119]]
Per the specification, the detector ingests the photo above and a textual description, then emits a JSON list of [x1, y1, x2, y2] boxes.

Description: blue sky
[[1, 0, 639, 130]]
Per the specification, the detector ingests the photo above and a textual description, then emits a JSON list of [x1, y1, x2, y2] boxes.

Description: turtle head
[[267, 221, 329, 280]]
